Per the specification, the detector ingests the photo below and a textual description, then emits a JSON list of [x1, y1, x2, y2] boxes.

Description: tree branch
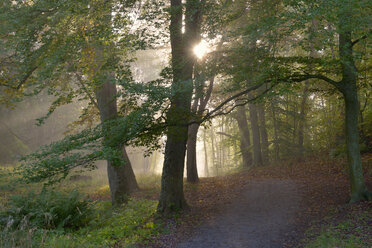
[[351, 31, 370, 47], [205, 87, 272, 120], [75, 74, 99, 110], [1, 66, 39, 90], [16, 66, 38, 90], [216, 131, 237, 140], [291, 73, 341, 89], [182, 82, 273, 127]]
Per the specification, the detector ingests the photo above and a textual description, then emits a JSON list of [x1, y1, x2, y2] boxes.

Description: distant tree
[[233, 105, 252, 167], [0, 0, 140, 204], [224, 0, 372, 201], [187, 65, 214, 183]]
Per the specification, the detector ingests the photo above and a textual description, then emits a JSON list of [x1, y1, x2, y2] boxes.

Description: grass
[[0, 199, 159, 248], [0, 165, 163, 248], [303, 202, 372, 248]]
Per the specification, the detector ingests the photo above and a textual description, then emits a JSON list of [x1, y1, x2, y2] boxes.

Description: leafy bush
[[79, 199, 159, 246], [329, 145, 347, 158], [0, 189, 92, 231], [0, 199, 159, 248]]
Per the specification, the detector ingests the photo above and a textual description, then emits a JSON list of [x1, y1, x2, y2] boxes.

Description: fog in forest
[[0, 48, 214, 178], [0, 1, 371, 247]]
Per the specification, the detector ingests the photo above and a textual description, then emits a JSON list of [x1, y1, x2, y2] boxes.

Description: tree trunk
[[210, 127, 218, 175], [271, 102, 280, 161], [150, 151, 159, 173], [95, 81, 138, 205], [338, 29, 371, 202], [297, 19, 317, 158], [158, 0, 202, 214], [257, 104, 269, 164], [186, 123, 200, 182], [297, 81, 309, 158], [234, 106, 252, 167], [248, 103, 263, 166], [158, 125, 189, 213], [186, 70, 214, 181], [359, 96, 371, 151], [203, 127, 209, 177]]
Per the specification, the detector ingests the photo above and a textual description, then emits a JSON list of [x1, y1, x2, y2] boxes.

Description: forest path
[[177, 179, 301, 248]]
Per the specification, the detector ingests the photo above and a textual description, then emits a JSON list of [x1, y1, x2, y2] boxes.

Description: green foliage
[[0, 198, 159, 248], [304, 204, 372, 248], [14, 84, 170, 185], [305, 232, 366, 248], [329, 145, 347, 158], [77, 199, 158, 247], [0, 190, 92, 231], [304, 217, 370, 248]]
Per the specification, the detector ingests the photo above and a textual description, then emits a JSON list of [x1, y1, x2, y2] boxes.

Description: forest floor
[[0, 155, 370, 247], [138, 155, 372, 248]]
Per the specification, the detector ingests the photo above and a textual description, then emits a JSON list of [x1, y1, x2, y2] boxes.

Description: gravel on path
[[177, 179, 301, 248]]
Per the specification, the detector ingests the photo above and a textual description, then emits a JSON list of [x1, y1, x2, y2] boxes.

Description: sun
[[193, 40, 210, 59]]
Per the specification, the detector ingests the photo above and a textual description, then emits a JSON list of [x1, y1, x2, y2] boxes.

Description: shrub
[[0, 189, 92, 231]]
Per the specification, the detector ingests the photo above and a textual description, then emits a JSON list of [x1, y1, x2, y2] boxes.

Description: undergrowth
[[0, 165, 161, 248], [0, 197, 159, 248], [0, 190, 92, 231], [303, 202, 372, 248]]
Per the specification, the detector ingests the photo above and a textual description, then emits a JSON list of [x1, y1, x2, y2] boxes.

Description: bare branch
[[200, 82, 265, 122]]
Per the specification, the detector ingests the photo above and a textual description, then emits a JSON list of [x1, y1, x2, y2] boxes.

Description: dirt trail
[[177, 179, 301, 248]]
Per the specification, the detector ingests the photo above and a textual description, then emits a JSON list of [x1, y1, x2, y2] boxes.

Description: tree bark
[[338, 28, 371, 202], [186, 123, 200, 182], [257, 104, 269, 164], [234, 105, 252, 167], [248, 103, 263, 166], [89, 18, 139, 204], [186, 72, 214, 182], [203, 127, 209, 177], [297, 81, 309, 158], [158, 0, 202, 214], [95, 81, 138, 205], [359, 95, 371, 151], [271, 101, 280, 161], [210, 127, 218, 175]]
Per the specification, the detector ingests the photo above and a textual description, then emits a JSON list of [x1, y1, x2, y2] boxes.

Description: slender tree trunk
[[210, 127, 218, 175], [186, 123, 200, 182], [359, 96, 371, 151], [203, 127, 209, 177], [248, 103, 263, 166], [234, 106, 252, 167], [186, 74, 214, 181], [219, 120, 225, 168], [150, 151, 158, 173], [95, 81, 138, 205], [257, 104, 269, 164], [233, 138, 239, 167], [217, 126, 222, 170], [271, 102, 280, 161], [338, 28, 371, 202], [298, 81, 309, 158], [292, 96, 297, 145]]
